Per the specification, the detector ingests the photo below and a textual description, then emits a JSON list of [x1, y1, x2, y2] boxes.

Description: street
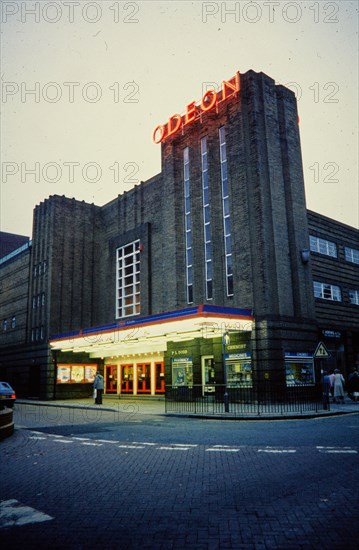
[[1, 404, 359, 549]]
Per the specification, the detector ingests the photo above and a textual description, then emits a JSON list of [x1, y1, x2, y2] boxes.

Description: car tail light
[[11, 393, 16, 398]]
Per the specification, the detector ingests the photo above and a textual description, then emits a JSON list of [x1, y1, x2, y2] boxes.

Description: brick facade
[[0, 70, 358, 398]]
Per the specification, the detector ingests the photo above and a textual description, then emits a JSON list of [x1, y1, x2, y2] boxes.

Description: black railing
[[165, 383, 325, 416]]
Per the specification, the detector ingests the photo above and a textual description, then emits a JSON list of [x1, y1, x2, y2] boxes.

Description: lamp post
[[222, 331, 230, 412]]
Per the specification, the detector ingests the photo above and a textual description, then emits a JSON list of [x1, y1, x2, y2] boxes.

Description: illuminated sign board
[[153, 72, 240, 144]]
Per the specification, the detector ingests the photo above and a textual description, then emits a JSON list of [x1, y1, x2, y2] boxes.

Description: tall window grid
[[116, 240, 140, 318], [349, 289, 359, 305], [219, 127, 233, 296], [309, 235, 337, 258], [184, 147, 193, 303], [313, 281, 341, 302], [201, 137, 213, 300], [345, 247, 359, 264]]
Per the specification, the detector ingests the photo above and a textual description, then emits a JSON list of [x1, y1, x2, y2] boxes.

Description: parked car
[[0, 382, 16, 409]]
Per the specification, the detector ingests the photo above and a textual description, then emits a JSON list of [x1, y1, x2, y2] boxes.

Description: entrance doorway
[[106, 365, 118, 393], [155, 362, 165, 393], [201, 356, 216, 396], [137, 363, 151, 394], [121, 364, 134, 394]]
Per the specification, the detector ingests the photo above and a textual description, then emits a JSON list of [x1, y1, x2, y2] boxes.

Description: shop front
[[50, 305, 254, 399], [104, 357, 165, 396]]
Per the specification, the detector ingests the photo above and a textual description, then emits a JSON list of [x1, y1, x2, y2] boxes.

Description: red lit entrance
[[121, 364, 134, 394], [155, 362, 165, 393], [137, 363, 151, 394], [106, 365, 118, 393]]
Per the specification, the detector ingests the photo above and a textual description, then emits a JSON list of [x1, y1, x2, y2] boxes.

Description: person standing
[[332, 369, 345, 404], [93, 372, 104, 405], [347, 368, 359, 402]]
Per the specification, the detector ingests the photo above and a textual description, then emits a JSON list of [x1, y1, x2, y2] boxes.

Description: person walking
[[332, 369, 345, 404], [347, 368, 359, 402], [93, 372, 104, 405]]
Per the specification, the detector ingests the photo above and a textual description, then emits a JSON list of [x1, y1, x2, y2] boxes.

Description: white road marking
[[206, 448, 240, 452], [81, 442, 103, 447], [170, 443, 198, 447], [257, 449, 296, 453], [51, 439, 73, 444], [0, 499, 53, 528], [317, 447, 357, 454], [132, 441, 157, 446], [95, 439, 120, 444], [72, 437, 91, 441], [118, 445, 146, 449], [28, 436, 47, 440], [158, 446, 190, 451]]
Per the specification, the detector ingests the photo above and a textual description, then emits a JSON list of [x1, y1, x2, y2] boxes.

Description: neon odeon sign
[[153, 72, 240, 144]]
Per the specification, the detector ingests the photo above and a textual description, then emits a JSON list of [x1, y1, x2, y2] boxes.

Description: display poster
[[57, 366, 71, 384], [57, 364, 97, 384], [84, 365, 97, 382], [285, 353, 315, 385], [172, 357, 193, 387], [71, 365, 84, 383], [225, 352, 252, 387]]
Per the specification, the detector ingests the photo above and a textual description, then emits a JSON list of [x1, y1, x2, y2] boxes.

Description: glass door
[[106, 365, 118, 393], [137, 363, 151, 394], [120, 364, 134, 394], [155, 362, 165, 394]]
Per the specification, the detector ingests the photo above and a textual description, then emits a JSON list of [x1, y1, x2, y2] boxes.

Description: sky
[[1, 0, 358, 237]]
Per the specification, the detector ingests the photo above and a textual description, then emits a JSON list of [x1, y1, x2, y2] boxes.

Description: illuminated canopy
[[50, 305, 253, 359]]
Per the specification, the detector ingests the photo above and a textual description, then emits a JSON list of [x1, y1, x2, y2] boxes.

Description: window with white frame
[[345, 247, 359, 265], [184, 147, 193, 304], [201, 137, 213, 300], [313, 281, 341, 301], [349, 289, 359, 305], [116, 240, 140, 318], [309, 235, 337, 258], [219, 126, 233, 296]]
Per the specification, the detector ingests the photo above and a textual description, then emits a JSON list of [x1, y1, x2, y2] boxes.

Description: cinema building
[[0, 70, 358, 402]]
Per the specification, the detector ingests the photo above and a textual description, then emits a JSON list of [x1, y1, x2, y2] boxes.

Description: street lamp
[[222, 331, 230, 412]]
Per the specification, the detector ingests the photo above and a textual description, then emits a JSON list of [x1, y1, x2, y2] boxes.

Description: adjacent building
[[0, 70, 358, 400]]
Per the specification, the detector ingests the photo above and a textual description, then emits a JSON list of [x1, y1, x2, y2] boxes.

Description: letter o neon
[[153, 125, 166, 144], [201, 90, 217, 112]]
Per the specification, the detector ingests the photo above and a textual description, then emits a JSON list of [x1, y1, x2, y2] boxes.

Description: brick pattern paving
[[1, 422, 359, 549]]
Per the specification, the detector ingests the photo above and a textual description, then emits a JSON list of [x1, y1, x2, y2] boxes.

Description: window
[[349, 290, 359, 305], [43, 260, 47, 273], [309, 236, 337, 258], [42, 293, 45, 306], [184, 147, 193, 303], [219, 127, 233, 296], [201, 137, 213, 300], [2, 320, 7, 332], [32, 296, 36, 309], [116, 240, 140, 318], [313, 281, 341, 301], [38, 263, 42, 276], [11, 316, 16, 329], [345, 247, 359, 264]]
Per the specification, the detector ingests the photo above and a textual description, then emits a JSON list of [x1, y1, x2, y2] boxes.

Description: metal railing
[[165, 383, 325, 416]]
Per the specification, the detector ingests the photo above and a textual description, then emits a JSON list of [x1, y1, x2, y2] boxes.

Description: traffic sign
[[314, 341, 330, 358]]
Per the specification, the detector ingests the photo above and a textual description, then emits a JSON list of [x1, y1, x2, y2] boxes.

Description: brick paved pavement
[[1, 409, 359, 549]]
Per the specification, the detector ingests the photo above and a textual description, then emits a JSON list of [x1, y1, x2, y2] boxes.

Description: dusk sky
[[1, 0, 358, 236]]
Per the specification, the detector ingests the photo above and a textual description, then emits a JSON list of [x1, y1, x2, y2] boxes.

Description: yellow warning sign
[[314, 342, 330, 358]]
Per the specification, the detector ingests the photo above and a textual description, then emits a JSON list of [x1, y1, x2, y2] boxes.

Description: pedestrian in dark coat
[[93, 372, 104, 404], [347, 368, 359, 402]]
